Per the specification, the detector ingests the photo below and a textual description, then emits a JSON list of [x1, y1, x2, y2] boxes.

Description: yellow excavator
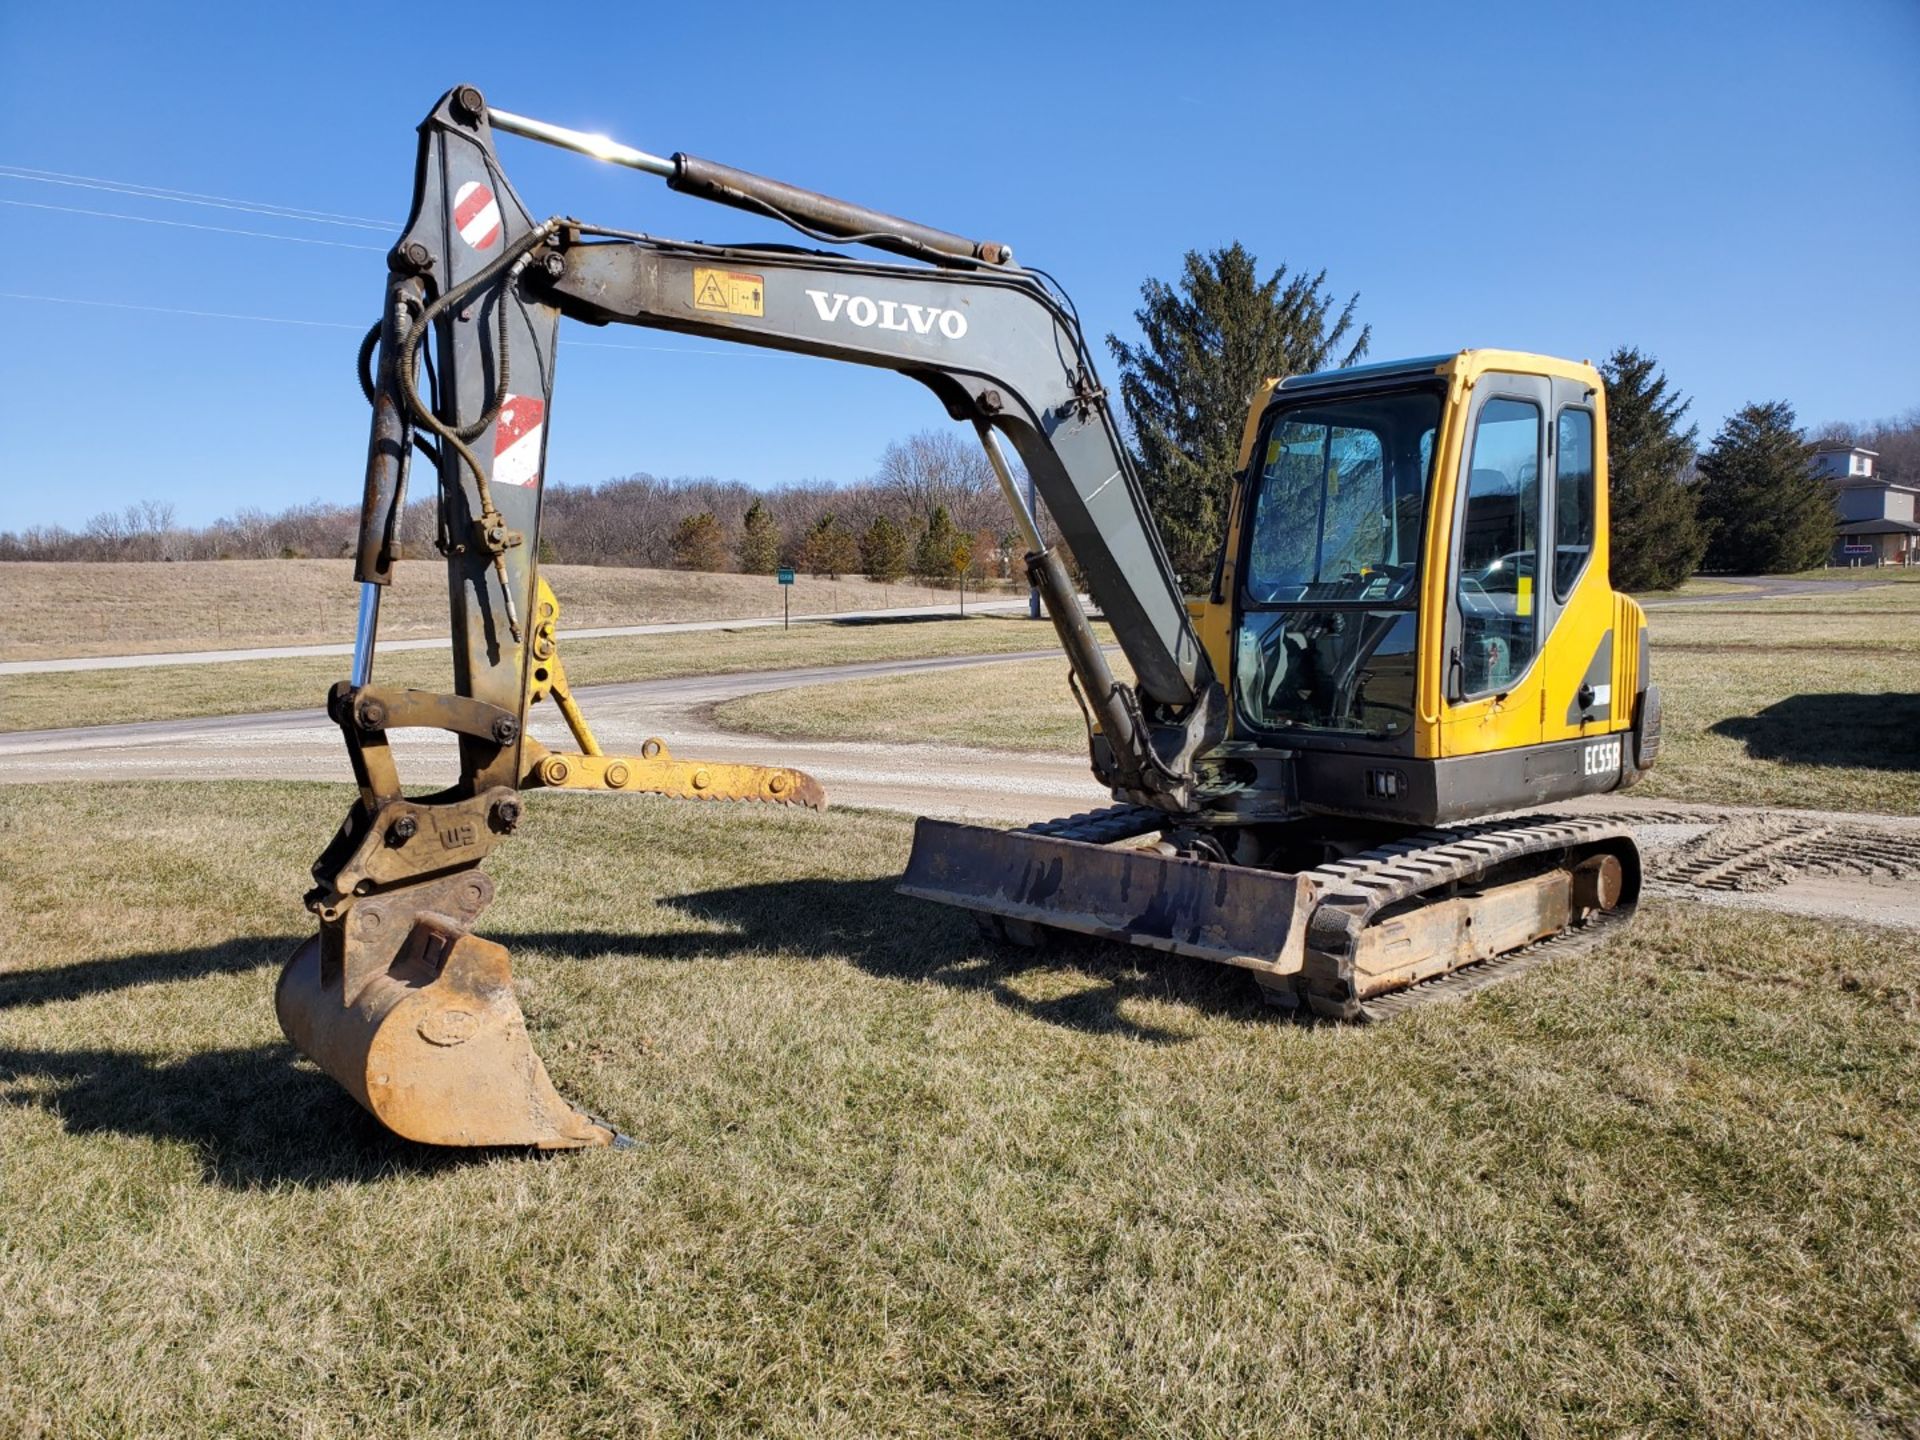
[[278, 86, 1658, 1148]]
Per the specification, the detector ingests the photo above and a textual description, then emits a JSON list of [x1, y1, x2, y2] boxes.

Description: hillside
[[0, 560, 990, 662]]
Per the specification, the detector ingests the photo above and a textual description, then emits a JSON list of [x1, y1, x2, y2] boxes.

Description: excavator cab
[[1187, 350, 1656, 825]]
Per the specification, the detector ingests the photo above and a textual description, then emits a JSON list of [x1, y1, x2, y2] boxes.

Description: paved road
[[0, 596, 1038, 676], [6, 574, 1884, 677], [0, 648, 1110, 825], [5, 641, 1917, 926]]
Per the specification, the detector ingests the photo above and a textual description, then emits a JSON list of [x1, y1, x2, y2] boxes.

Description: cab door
[[1440, 372, 1549, 757], [1539, 376, 1616, 745]]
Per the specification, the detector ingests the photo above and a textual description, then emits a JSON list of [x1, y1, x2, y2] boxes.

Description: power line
[[0, 291, 805, 358], [0, 197, 389, 251], [0, 291, 363, 329], [0, 164, 393, 229]]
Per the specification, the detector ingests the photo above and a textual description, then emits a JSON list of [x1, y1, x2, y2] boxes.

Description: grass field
[[717, 585, 1920, 814], [1784, 566, 1920, 583], [0, 615, 1070, 734], [0, 559, 996, 662], [1633, 578, 1755, 599], [2, 781, 1916, 1436]]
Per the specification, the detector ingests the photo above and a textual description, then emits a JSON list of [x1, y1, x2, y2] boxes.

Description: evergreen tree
[[1600, 347, 1707, 591], [736, 498, 781, 574], [1696, 401, 1831, 573], [1107, 243, 1369, 589], [913, 505, 964, 583], [798, 511, 859, 578], [669, 511, 728, 571], [859, 513, 908, 583]]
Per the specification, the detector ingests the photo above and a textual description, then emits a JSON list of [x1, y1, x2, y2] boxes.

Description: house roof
[[1835, 517, 1920, 536], [1812, 442, 1880, 457], [1826, 476, 1919, 493]]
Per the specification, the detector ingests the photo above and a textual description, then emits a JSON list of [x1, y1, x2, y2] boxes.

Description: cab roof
[[1279, 349, 1601, 392]]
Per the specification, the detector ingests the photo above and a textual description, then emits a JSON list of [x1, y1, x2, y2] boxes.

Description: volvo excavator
[[278, 86, 1661, 1149]]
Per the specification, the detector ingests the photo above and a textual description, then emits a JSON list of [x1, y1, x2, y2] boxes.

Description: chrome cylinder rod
[[486, 107, 674, 177], [350, 581, 381, 688], [973, 420, 1044, 553]]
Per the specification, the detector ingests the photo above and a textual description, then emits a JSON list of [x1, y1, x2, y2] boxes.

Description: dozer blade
[[899, 815, 1312, 978], [276, 880, 614, 1149]]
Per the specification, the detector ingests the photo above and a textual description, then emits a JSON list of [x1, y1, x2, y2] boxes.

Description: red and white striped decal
[[453, 179, 501, 251], [491, 395, 544, 488]]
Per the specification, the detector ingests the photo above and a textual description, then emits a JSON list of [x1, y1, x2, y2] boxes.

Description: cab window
[[1456, 397, 1541, 694], [1242, 388, 1441, 606], [1554, 408, 1595, 600]]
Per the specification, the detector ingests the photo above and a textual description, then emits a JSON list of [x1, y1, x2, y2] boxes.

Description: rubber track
[[1016, 805, 1641, 1019], [1297, 812, 1641, 1019]]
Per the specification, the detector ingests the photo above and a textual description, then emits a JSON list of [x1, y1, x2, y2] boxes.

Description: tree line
[[1106, 243, 1911, 589], [6, 241, 1909, 586], [0, 429, 1038, 587]]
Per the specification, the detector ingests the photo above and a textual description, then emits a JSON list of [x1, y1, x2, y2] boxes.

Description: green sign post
[[777, 567, 794, 629]]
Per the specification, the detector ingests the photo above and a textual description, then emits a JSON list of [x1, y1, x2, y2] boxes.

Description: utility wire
[[0, 197, 389, 250], [0, 291, 364, 329], [0, 291, 804, 358], [0, 164, 393, 229]]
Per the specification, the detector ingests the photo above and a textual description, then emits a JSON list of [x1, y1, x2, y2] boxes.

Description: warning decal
[[492, 394, 544, 488], [693, 267, 764, 317], [453, 180, 502, 251]]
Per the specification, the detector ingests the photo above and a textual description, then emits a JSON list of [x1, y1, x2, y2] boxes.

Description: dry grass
[[1783, 566, 1920, 583], [718, 656, 1103, 755], [1636, 586, 1920, 812], [0, 559, 999, 662], [717, 586, 1920, 814], [0, 617, 1062, 734], [1632, 578, 1756, 599], [2, 780, 1917, 1436]]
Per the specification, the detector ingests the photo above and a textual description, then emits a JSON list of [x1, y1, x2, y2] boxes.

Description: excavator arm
[[355, 86, 1221, 809], [281, 85, 1226, 1150]]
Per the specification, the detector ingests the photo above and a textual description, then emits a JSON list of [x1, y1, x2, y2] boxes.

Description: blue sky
[[1, 0, 1915, 531]]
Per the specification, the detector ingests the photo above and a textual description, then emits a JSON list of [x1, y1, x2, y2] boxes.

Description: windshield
[[1235, 385, 1442, 739], [1242, 386, 1443, 606]]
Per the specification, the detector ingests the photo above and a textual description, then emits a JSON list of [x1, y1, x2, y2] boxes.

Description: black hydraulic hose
[[356, 320, 380, 406], [386, 218, 561, 640]]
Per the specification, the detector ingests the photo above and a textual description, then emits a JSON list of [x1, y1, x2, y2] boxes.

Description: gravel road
[[5, 645, 1915, 929]]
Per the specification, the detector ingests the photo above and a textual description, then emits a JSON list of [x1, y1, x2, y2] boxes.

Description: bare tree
[[877, 430, 999, 532]]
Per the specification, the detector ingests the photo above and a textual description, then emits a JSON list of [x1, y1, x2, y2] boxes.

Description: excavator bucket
[[276, 874, 615, 1149]]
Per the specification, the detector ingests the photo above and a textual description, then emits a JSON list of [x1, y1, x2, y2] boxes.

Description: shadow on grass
[[0, 1039, 494, 1189], [1710, 692, 1920, 771], [1, 874, 1272, 1185], [522, 875, 1275, 1044], [0, 934, 282, 1011]]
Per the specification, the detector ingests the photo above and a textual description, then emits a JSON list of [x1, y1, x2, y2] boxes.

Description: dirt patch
[[1628, 805, 1920, 928]]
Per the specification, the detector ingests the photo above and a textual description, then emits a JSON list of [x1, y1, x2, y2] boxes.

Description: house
[[1814, 443, 1919, 566]]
